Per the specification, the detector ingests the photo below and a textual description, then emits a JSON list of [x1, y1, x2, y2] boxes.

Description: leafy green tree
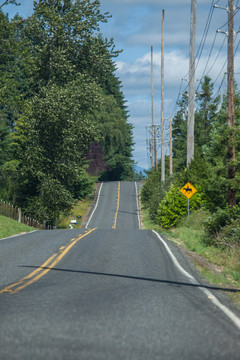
[[23, 0, 110, 90], [0, 0, 134, 224], [172, 91, 188, 172], [202, 88, 240, 209], [88, 94, 134, 180], [195, 76, 220, 152], [79, 35, 126, 110], [14, 76, 102, 223]]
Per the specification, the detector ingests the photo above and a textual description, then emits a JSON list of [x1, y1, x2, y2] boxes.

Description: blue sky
[[3, 0, 240, 170]]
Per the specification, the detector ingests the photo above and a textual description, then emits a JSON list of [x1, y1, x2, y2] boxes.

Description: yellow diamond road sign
[[180, 182, 197, 199]]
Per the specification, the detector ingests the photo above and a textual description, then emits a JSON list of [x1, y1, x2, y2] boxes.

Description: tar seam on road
[[112, 181, 120, 229], [85, 182, 103, 229], [152, 230, 240, 331], [0, 228, 96, 295]]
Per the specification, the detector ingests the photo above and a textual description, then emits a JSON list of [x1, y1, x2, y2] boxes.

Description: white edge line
[[152, 230, 240, 330], [135, 182, 141, 230], [85, 182, 103, 229], [0, 230, 37, 242]]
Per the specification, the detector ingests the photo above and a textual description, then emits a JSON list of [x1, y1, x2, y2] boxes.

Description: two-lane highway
[[0, 181, 240, 359], [86, 181, 140, 229]]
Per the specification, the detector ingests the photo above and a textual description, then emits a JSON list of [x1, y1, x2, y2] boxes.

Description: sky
[[3, 0, 240, 170]]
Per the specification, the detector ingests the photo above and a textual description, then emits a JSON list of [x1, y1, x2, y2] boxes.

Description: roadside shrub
[[218, 219, 240, 244], [141, 169, 169, 221], [204, 205, 240, 246], [156, 184, 204, 228]]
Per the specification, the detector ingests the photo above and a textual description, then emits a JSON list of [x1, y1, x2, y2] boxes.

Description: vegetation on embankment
[[58, 196, 94, 229], [141, 207, 240, 307], [140, 75, 240, 307], [0, 215, 34, 239], [0, 1, 134, 228]]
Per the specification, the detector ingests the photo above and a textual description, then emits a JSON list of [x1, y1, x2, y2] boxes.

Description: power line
[[171, 0, 240, 121]]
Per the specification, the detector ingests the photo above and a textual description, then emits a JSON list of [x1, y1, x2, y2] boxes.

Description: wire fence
[[0, 201, 45, 229]]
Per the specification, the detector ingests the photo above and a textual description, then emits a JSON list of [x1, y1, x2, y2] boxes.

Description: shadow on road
[[21, 265, 240, 293]]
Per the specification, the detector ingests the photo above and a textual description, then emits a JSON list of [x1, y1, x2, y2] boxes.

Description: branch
[[0, 1, 9, 8], [0, 1, 20, 9]]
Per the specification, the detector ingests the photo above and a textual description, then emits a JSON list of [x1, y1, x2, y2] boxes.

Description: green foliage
[[172, 91, 188, 172], [0, 160, 19, 201], [141, 167, 169, 221], [88, 94, 134, 180], [156, 184, 204, 228], [204, 206, 240, 246], [0, 0, 133, 224], [26, 176, 74, 226], [172, 76, 220, 174]]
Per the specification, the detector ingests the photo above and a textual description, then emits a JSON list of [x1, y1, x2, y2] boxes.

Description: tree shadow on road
[[21, 265, 240, 293]]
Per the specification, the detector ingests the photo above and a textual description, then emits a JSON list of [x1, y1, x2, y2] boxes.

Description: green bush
[[204, 206, 240, 246], [156, 184, 204, 228], [204, 205, 240, 236], [141, 169, 169, 221]]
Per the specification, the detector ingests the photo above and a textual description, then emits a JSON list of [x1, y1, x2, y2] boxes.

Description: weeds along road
[[0, 181, 240, 360]]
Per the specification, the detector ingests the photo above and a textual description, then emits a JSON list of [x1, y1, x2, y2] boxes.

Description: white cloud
[[116, 50, 189, 105]]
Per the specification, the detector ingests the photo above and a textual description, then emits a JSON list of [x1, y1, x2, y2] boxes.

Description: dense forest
[[142, 75, 240, 246], [0, 0, 134, 225]]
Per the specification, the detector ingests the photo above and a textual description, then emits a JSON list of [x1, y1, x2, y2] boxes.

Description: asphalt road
[[0, 181, 240, 359]]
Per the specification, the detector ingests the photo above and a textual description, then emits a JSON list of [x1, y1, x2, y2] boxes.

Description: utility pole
[[161, 9, 165, 182], [151, 46, 157, 170], [215, 0, 236, 206], [227, 0, 236, 206], [169, 118, 173, 176], [151, 45, 155, 169], [187, 0, 196, 167]]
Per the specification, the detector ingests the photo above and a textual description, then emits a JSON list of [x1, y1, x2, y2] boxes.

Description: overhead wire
[[171, 0, 240, 122], [181, 0, 216, 94], [170, 0, 216, 119]]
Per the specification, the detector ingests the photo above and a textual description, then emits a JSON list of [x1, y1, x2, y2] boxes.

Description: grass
[[0, 193, 94, 237], [0, 215, 34, 239], [58, 196, 93, 229], [141, 207, 240, 308]]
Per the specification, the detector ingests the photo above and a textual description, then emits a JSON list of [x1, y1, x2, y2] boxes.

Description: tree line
[[0, 0, 134, 226], [142, 75, 240, 246]]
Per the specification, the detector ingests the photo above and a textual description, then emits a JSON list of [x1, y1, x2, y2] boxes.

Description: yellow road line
[[0, 228, 96, 295], [0, 253, 58, 294], [112, 181, 120, 229]]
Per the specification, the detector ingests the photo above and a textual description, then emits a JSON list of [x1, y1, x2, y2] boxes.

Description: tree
[[13, 75, 102, 224], [88, 94, 134, 180], [203, 87, 240, 209], [172, 91, 188, 172], [195, 76, 220, 151], [23, 0, 110, 91], [0, 0, 134, 224]]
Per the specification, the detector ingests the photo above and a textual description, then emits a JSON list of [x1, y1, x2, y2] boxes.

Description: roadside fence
[[0, 201, 45, 229]]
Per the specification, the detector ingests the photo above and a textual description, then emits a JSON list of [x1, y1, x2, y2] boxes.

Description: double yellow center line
[[0, 228, 96, 295], [112, 181, 120, 229]]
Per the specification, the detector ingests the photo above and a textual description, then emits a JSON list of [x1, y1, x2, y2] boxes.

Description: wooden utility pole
[[187, 0, 196, 167], [161, 9, 165, 182], [169, 118, 173, 176], [151, 46, 157, 170], [227, 0, 236, 206], [151, 45, 155, 169]]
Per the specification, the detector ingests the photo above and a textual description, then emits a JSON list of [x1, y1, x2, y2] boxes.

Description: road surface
[[0, 181, 240, 359]]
